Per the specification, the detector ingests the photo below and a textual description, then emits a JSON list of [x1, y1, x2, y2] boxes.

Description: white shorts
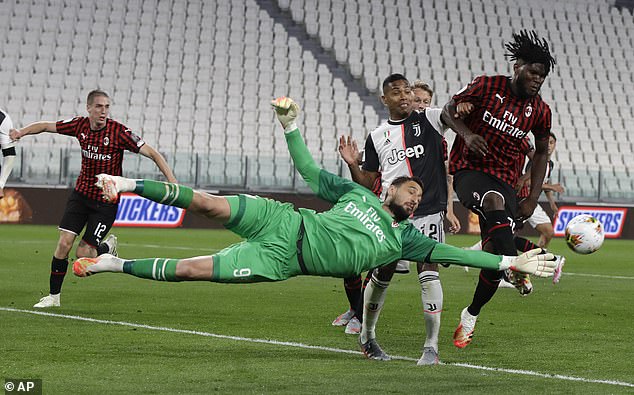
[[0, 112, 16, 149], [526, 204, 551, 228], [395, 212, 445, 267]]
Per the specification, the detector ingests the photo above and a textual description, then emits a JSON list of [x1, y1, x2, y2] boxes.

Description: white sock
[[419, 270, 443, 351], [359, 275, 390, 344], [89, 256, 125, 273]]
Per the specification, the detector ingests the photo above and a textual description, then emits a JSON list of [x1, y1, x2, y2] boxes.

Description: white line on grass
[[563, 272, 634, 280], [2, 307, 632, 388]]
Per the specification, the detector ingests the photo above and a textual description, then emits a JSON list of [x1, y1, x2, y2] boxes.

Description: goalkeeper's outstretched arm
[[272, 97, 356, 203]]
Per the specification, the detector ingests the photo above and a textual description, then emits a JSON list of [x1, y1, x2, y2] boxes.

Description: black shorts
[[453, 170, 518, 231], [58, 190, 118, 247]]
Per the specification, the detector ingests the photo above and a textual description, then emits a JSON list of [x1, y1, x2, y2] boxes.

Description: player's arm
[[441, 99, 488, 157], [138, 144, 177, 183], [445, 168, 460, 233], [518, 137, 549, 220], [544, 190, 558, 216], [272, 97, 355, 202], [338, 135, 380, 189], [400, 226, 555, 276], [9, 121, 57, 140]]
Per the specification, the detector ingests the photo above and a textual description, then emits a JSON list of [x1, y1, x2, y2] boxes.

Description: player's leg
[[527, 204, 554, 248], [412, 213, 444, 365], [332, 276, 362, 328], [75, 199, 118, 259], [96, 174, 231, 223], [451, 171, 516, 347], [34, 192, 88, 308], [359, 262, 395, 360], [74, 253, 212, 281]]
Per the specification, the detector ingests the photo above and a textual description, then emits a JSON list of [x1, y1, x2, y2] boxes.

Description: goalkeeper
[[74, 97, 556, 344]]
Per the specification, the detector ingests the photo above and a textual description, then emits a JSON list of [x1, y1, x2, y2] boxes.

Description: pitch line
[[2, 307, 633, 389]]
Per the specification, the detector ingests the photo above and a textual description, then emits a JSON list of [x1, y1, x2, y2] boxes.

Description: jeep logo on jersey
[[386, 144, 425, 165], [114, 193, 185, 228], [554, 206, 627, 238]]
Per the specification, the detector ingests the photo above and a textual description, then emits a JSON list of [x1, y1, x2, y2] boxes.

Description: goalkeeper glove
[[500, 248, 556, 278], [271, 96, 300, 132]]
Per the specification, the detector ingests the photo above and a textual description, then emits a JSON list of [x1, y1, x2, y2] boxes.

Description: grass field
[[1, 224, 633, 394]]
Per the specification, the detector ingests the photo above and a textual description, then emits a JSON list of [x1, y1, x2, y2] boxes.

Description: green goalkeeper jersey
[[285, 128, 503, 277]]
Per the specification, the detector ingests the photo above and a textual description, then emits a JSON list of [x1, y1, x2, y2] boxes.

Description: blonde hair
[[412, 80, 433, 97]]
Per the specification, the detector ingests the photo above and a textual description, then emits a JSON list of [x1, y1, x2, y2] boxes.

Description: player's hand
[[338, 135, 361, 166], [455, 102, 474, 118], [0, 188, 4, 200], [550, 183, 565, 194], [271, 96, 300, 131], [463, 133, 488, 157], [446, 211, 461, 234], [516, 198, 537, 222], [506, 248, 556, 278], [9, 128, 22, 141], [515, 176, 530, 192]]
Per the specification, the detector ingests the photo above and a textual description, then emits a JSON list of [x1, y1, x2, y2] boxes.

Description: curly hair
[[504, 30, 556, 74]]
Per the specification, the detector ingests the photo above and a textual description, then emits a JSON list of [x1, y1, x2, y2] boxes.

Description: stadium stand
[[0, 0, 632, 200]]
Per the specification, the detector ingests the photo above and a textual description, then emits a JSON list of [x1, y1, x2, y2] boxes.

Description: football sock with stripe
[[419, 270, 442, 351], [122, 258, 181, 281], [514, 236, 539, 252], [468, 210, 514, 316], [49, 256, 68, 295], [359, 275, 390, 344], [134, 180, 194, 209]]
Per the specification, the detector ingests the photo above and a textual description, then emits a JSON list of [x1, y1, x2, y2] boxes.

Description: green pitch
[[1, 225, 633, 393]]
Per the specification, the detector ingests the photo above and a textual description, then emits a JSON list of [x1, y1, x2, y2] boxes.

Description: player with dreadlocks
[[440, 30, 559, 348]]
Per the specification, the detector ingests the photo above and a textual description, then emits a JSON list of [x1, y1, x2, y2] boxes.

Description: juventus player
[[338, 74, 455, 364], [10, 90, 177, 308], [0, 108, 17, 199], [442, 30, 557, 348]]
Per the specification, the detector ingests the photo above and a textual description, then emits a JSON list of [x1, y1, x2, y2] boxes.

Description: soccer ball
[[564, 214, 604, 254]]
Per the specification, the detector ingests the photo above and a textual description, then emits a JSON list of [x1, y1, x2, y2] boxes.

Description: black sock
[[343, 275, 362, 312], [49, 256, 69, 295], [468, 210, 515, 316], [354, 269, 374, 323], [96, 242, 109, 255], [514, 236, 538, 253]]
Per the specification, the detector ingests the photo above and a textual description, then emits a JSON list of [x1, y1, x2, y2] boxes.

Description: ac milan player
[[10, 89, 177, 308], [441, 30, 556, 348]]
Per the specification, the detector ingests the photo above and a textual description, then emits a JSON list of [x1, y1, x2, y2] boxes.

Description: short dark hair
[[504, 30, 556, 75], [549, 132, 557, 141], [391, 175, 424, 191], [87, 89, 110, 105], [382, 73, 409, 93]]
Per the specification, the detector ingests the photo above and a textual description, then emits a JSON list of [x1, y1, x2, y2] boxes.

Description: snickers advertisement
[[113, 193, 185, 228], [554, 206, 628, 239]]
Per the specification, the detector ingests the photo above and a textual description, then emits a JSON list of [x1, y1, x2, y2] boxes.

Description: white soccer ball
[[565, 214, 604, 254]]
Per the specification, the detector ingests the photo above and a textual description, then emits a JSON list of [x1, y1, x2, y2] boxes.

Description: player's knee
[[418, 262, 439, 273], [481, 193, 504, 211], [193, 193, 224, 218], [174, 261, 195, 279], [375, 262, 397, 281]]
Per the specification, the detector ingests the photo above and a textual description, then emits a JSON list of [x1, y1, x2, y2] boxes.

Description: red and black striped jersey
[[56, 117, 145, 202], [449, 75, 552, 187]]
